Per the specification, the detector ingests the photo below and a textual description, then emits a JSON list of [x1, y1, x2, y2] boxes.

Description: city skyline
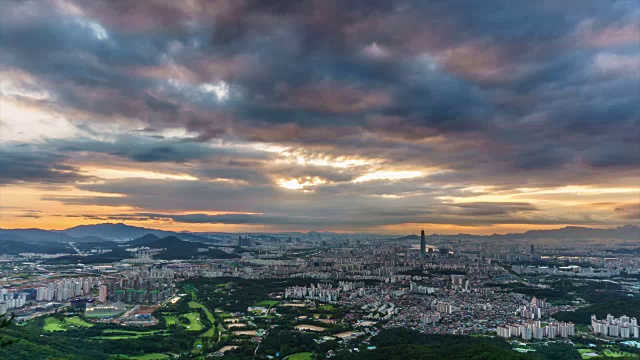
[[1, 0, 639, 234]]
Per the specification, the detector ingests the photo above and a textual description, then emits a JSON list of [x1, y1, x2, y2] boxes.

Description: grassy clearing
[[93, 333, 170, 340], [318, 304, 334, 311], [188, 300, 219, 338], [217, 312, 233, 318], [164, 315, 179, 327], [578, 348, 599, 359], [188, 301, 216, 323], [93, 335, 141, 340], [188, 301, 205, 309], [65, 316, 93, 328], [183, 312, 203, 331], [255, 300, 279, 307], [202, 325, 217, 338], [43, 317, 66, 332], [193, 338, 203, 350], [603, 349, 633, 357], [110, 353, 169, 359], [286, 352, 314, 360]]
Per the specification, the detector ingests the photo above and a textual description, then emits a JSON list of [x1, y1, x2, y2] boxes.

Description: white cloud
[[82, 168, 198, 181], [362, 42, 391, 60], [0, 98, 77, 142], [75, 19, 109, 40], [278, 176, 327, 191], [199, 81, 230, 101], [353, 170, 424, 183]]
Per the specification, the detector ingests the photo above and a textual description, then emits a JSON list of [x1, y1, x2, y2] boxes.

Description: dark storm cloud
[[50, 136, 210, 163], [59, 208, 607, 228], [3, 0, 636, 144], [1, 0, 639, 230], [0, 145, 87, 185], [445, 202, 539, 217], [584, 142, 640, 168], [136, 213, 298, 225]]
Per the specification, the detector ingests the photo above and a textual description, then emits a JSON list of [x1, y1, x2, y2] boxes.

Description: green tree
[[0, 313, 14, 348]]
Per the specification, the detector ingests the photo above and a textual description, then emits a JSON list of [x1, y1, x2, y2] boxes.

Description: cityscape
[[1, 0, 639, 359], [1, 224, 639, 359]]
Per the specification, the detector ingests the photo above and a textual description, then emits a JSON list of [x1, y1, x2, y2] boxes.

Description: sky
[[0, 0, 639, 234]]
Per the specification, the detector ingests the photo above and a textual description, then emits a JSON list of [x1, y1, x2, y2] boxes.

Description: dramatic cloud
[[0, 145, 88, 185], [0, 0, 638, 233]]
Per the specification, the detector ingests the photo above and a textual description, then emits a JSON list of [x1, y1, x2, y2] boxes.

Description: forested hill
[[334, 328, 579, 360]]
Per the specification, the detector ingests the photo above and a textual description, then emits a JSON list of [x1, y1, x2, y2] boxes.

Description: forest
[[333, 328, 576, 360], [554, 299, 640, 324]]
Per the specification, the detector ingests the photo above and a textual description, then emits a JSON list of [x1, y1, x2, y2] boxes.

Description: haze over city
[[1, 0, 638, 235]]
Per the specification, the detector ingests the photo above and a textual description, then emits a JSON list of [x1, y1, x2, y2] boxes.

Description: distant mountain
[[62, 223, 211, 242], [0, 233, 29, 242], [0, 228, 103, 243], [128, 234, 165, 247], [0, 238, 72, 254], [395, 235, 420, 241], [127, 234, 238, 260], [514, 225, 639, 241], [402, 225, 639, 242]]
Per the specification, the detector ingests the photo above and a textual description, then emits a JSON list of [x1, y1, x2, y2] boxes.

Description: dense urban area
[[0, 223, 639, 359]]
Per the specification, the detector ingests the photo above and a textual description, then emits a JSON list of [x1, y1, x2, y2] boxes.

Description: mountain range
[[0, 223, 210, 244], [0, 223, 638, 248], [397, 225, 639, 242], [62, 223, 209, 242], [3, 231, 240, 263]]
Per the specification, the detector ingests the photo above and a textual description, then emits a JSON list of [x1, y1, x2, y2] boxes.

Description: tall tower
[[420, 230, 426, 259], [98, 285, 107, 303]]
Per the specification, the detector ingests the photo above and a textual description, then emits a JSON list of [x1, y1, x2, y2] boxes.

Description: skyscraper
[[98, 285, 107, 303], [420, 230, 426, 259]]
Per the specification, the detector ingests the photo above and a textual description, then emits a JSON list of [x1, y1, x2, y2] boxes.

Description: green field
[[187, 300, 219, 338], [93, 333, 170, 340], [318, 304, 334, 311], [183, 312, 203, 331], [216, 312, 233, 318], [603, 349, 634, 357], [43, 317, 66, 332], [201, 325, 217, 338], [188, 301, 216, 323], [94, 335, 142, 340], [44, 316, 93, 332], [193, 338, 203, 351], [65, 316, 93, 328], [255, 300, 279, 307], [188, 301, 205, 309], [578, 348, 599, 359], [164, 315, 179, 326], [110, 353, 169, 359], [286, 352, 314, 360]]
